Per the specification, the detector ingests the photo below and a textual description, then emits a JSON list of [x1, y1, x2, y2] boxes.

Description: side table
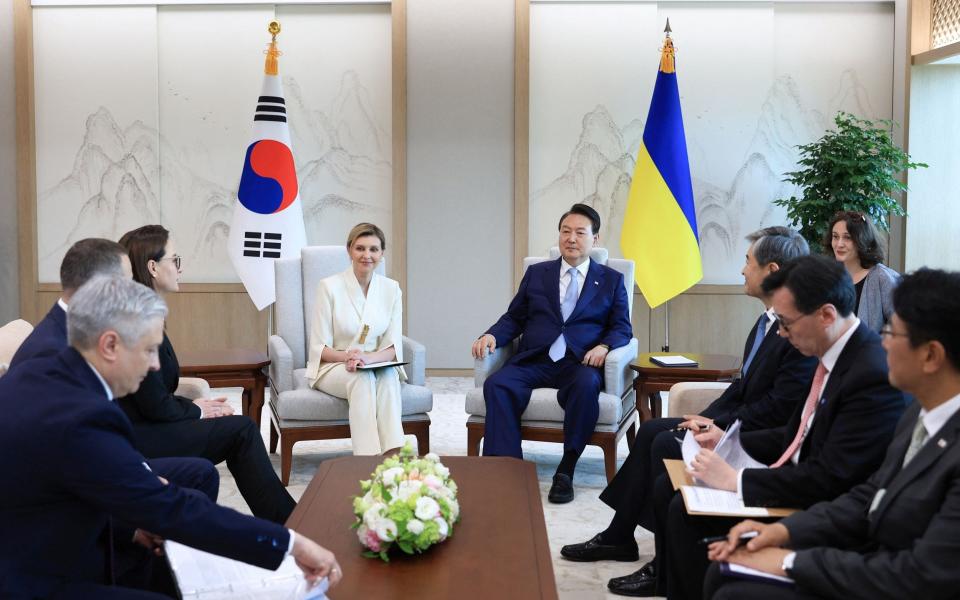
[[631, 352, 741, 421], [178, 349, 271, 427]]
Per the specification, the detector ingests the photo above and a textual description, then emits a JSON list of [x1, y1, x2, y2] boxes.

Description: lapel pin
[[938, 439, 948, 449], [593, 281, 599, 285]]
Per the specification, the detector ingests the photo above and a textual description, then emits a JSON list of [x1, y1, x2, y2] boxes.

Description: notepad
[[680, 485, 773, 517], [650, 355, 698, 367], [356, 360, 408, 370], [720, 562, 794, 586]]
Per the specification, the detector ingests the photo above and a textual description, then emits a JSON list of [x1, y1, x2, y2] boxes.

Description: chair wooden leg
[[269, 420, 279, 454], [602, 438, 618, 483], [626, 417, 637, 449], [280, 435, 295, 486], [467, 424, 482, 456]]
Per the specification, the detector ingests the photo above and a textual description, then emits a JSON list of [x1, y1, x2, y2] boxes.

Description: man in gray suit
[[704, 267, 960, 600]]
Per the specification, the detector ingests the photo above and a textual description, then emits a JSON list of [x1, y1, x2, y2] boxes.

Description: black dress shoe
[[608, 560, 657, 597], [560, 533, 639, 562], [548, 473, 574, 504]]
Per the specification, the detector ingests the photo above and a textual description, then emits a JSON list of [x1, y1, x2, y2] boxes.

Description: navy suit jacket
[[0, 348, 289, 597], [700, 319, 818, 431], [784, 402, 960, 599], [739, 323, 908, 508], [486, 258, 633, 364], [9, 302, 66, 369]]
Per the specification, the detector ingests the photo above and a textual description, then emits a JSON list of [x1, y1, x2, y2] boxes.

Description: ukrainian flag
[[620, 32, 702, 308]]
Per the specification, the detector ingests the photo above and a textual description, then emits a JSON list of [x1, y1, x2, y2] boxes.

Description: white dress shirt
[[559, 258, 590, 304]]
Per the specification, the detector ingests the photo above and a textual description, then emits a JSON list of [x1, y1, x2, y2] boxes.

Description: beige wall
[[905, 65, 960, 272], [0, 0, 18, 325]]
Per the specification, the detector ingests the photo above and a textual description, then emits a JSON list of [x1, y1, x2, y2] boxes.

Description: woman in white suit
[[306, 223, 406, 455]]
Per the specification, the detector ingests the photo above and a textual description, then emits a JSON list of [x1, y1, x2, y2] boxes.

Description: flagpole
[[662, 301, 670, 352]]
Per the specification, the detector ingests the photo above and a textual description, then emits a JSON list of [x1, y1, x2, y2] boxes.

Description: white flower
[[423, 474, 443, 490], [406, 519, 425, 535], [381, 467, 405, 486], [434, 517, 449, 540], [425, 452, 441, 462], [363, 503, 385, 527], [434, 463, 450, 478], [374, 518, 398, 541], [415, 496, 441, 520], [447, 498, 460, 521], [397, 479, 424, 501]]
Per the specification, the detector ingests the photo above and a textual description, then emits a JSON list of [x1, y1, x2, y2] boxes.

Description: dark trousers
[[482, 353, 602, 457], [599, 417, 683, 534], [52, 582, 172, 599], [132, 415, 295, 524], [111, 458, 218, 599], [704, 562, 823, 600]]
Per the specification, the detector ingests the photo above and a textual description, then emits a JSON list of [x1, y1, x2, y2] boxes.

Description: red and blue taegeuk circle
[[237, 140, 298, 215]]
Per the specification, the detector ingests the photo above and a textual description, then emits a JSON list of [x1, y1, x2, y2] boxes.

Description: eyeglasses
[[774, 311, 814, 333], [880, 324, 909, 340], [159, 255, 182, 270]]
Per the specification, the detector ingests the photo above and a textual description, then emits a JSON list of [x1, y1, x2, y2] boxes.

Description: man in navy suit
[[0, 277, 342, 598], [705, 268, 960, 600], [10, 238, 131, 369], [471, 204, 633, 503], [560, 227, 817, 592]]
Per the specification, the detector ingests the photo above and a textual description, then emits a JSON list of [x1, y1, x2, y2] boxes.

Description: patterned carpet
[[214, 377, 660, 599]]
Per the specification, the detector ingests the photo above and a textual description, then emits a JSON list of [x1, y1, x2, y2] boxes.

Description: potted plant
[[774, 112, 926, 250]]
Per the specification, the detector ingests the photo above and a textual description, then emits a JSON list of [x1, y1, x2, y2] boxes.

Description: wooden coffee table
[[287, 456, 558, 599], [177, 349, 270, 427], [631, 352, 741, 421]]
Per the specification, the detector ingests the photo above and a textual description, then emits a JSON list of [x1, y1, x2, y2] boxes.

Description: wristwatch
[[780, 551, 797, 575]]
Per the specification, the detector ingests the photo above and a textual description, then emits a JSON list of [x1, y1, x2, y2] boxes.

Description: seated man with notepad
[[646, 255, 906, 600], [705, 268, 960, 600], [561, 227, 816, 591]]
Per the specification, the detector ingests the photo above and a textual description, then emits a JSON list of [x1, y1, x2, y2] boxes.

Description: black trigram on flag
[[254, 95, 286, 123], [244, 232, 282, 258]]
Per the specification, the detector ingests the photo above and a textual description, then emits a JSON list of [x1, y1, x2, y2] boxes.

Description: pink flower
[[363, 527, 382, 552]]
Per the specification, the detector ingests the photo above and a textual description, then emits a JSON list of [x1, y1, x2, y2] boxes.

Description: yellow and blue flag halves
[[620, 34, 702, 308]]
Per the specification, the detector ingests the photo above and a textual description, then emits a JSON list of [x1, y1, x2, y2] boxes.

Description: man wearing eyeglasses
[[645, 254, 907, 600], [704, 268, 960, 599]]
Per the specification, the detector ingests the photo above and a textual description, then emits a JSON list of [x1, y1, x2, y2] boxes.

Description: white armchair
[[0, 320, 33, 378], [268, 246, 433, 485], [464, 248, 638, 482], [665, 382, 731, 418]]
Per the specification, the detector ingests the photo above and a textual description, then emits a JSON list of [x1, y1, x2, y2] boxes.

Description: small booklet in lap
[[357, 360, 408, 370]]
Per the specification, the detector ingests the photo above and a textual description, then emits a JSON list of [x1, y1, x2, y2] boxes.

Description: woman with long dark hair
[[118, 224, 295, 523], [824, 211, 900, 332]]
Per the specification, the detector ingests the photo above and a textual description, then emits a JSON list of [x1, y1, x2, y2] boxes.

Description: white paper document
[[681, 420, 767, 472], [680, 485, 772, 517], [165, 541, 328, 600]]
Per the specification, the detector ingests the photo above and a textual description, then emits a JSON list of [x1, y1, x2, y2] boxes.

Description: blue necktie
[[548, 267, 579, 362], [741, 313, 768, 375]]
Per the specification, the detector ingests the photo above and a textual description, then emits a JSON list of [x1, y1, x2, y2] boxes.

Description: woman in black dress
[[118, 225, 295, 524]]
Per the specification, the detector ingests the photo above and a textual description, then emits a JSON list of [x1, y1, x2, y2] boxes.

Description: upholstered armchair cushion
[[175, 377, 211, 400], [273, 368, 433, 421], [604, 338, 638, 397], [666, 382, 730, 418], [465, 387, 632, 427], [0, 319, 33, 377]]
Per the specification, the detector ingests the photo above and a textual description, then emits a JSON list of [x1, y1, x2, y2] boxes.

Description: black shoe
[[608, 560, 657, 597], [548, 473, 575, 504], [560, 533, 639, 562]]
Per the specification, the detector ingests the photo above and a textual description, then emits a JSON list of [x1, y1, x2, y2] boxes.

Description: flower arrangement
[[351, 443, 460, 562]]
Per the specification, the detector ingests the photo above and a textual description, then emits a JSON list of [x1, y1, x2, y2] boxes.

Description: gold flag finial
[[265, 21, 282, 76], [659, 21, 675, 74]]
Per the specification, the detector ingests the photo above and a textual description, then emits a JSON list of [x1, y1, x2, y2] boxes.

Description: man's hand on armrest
[[472, 334, 497, 359], [582, 344, 609, 367], [193, 397, 234, 418]]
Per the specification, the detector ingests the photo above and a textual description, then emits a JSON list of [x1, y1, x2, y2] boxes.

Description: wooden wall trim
[[14, 0, 37, 324], [911, 0, 933, 55], [392, 0, 407, 330], [912, 39, 960, 64], [514, 0, 530, 288]]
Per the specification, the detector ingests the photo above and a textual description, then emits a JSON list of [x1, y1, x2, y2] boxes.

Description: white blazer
[[305, 269, 406, 387]]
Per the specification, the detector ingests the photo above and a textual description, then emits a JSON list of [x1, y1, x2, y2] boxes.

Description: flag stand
[[662, 300, 670, 352]]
